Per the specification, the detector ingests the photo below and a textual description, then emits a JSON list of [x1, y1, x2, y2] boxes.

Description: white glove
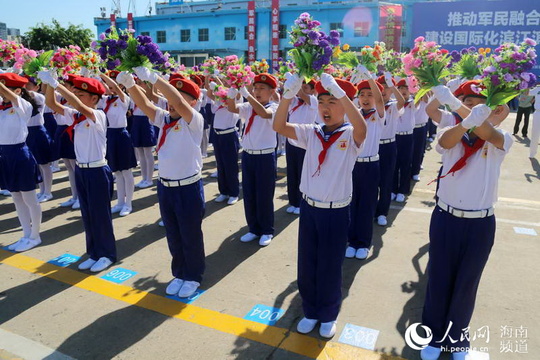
[[227, 87, 238, 99], [350, 64, 371, 84], [432, 85, 462, 111], [446, 77, 463, 93], [384, 72, 395, 88], [209, 81, 218, 89], [320, 73, 346, 99], [162, 74, 170, 81], [133, 66, 159, 84], [282, 72, 302, 99], [239, 86, 251, 98], [461, 104, 491, 129], [116, 71, 136, 89], [80, 67, 90, 78], [37, 69, 59, 89]]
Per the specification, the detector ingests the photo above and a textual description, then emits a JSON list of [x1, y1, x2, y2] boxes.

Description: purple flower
[[136, 45, 147, 55], [99, 33, 106, 41], [511, 52, 526, 61], [109, 47, 118, 56], [299, 12, 310, 19], [98, 47, 108, 59], [90, 41, 98, 50], [137, 35, 152, 44], [308, 31, 319, 40], [117, 40, 128, 50], [319, 39, 329, 48], [330, 30, 340, 38], [528, 73, 537, 86], [519, 81, 528, 90], [323, 46, 333, 56], [503, 73, 514, 82], [483, 65, 496, 74], [298, 36, 307, 44], [105, 28, 112, 34], [328, 36, 340, 46], [460, 48, 468, 55], [524, 38, 537, 46], [293, 41, 302, 47], [491, 75, 501, 86], [106, 59, 120, 70]]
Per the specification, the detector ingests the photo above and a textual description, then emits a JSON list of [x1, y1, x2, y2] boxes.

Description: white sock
[[200, 128, 209, 156], [21, 190, 42, 240], [39, 163, 53, 195], [135, 147, 147, 181], [143, 147, 154, 182], [114, 171, 126, 207], [64, 158, 78, 200], [11, 192, 32, 238], [122, 169, 135, 207]]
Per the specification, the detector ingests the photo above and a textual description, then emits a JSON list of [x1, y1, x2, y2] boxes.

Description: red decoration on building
[[127, 13, 134, 30], [271, 0, 280, 67], [247, 1, 256, 64], [379, 5, 403, 51]]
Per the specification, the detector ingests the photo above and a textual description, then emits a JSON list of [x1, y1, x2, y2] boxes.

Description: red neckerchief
[[65, 113, 87, 142], [312, 124, 349, 177], [289, 98, 305, 114], [217, 105, 225, 111], [60, 99, 68, 105], [361, 108, 377, 121], [156, 117, 180, 153], [103, 96, 118, 114], [384, 101, 393, 111], [404, 99, 413, 108], [0, 102, 13, 111], [244, 103, 271, 136]]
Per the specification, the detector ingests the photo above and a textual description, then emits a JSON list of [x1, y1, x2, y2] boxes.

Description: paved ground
[[0, 113, 539, 360]]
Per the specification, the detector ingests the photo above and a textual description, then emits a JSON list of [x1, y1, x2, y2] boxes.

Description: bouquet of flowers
[[22, 50, 54, 78], [478, 39, 537, 109], [217, 55, 241, 71], [358, 42, 385, 73], [273, 57, 295, 81], [212, 84, 229, 104], [223, 64, 255, 89], [51, 45, 81, 77], [93, 27, 168, 72], [382, 49, 404, 75], [0, 39, 22, 64], [334, 44, 360, 70], [13, 47, 38, 70], [451, 47, 486, 80], [251, 59, 270, 74], [288, 12, 340, 81], [201, 56, 220, 75], [402, 36, 451, 102], [76, 50, 102, 75]]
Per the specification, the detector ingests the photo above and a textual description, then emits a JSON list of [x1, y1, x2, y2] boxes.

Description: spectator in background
[[513, 90, 535, 138]]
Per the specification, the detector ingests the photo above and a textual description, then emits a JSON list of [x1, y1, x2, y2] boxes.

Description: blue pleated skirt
[[106, 128, 137, 172], [0, 143, 42, 192]]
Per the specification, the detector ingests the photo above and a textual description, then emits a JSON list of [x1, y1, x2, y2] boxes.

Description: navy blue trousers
[[393, 134, 413, 195], [285, 142, 305, 208], [157, 180, 206, 283], [349, 161, 380, 249], [298, 200, 350, 322], [75, 166, 116, 262], [411, 124, 428, 176], [376, 141, 397, 217], [428, 118, 437, 138], [422, 207, 495, 349], [214, 131, 240, 197], [241, 151, 276, 235]]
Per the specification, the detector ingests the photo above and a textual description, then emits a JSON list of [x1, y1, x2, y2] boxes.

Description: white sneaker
[[8, 238, 25, 251], [227, 196, 238, 205], [412, 174, 420, 181], [14, 238, 42, 252], [210, 171, 218, 178], [286, 206, 296, 214], [90, 257, 113, 272], [72, 199, 81, 209], [78, 258, 97, 270], [345, 246, 356, 258], [420, 346, 442, 360], [259, 234, 273, 246], [177, 280, 200, 298], [111, 204, 124, 214], [355, 248, 369, 260], [319, 321, 337, 338], [38, 193, 53, 203], [395, 193, 406, 203], [154, 163, 159, 170], [51, 165, 61, 172], [293, 207, 300, 215], [377, 215, 388, 226], [135, 180, 145, 188], [240, 232, 258, 243], [215, 194, 229, 203], [137, 180, 153, 188], [297, 317, 318, 334], [166, 278, 184, 295], [391, 193, 397, 201], [119, 205, 132, 216], [158, 220, 165, 227], [60, 198, 76, 207]]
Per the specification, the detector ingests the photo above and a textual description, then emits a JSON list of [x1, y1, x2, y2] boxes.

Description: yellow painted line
[[0, 250, 404, 360]]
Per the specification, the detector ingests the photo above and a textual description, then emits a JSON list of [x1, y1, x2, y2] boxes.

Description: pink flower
[[414, 36, 425, 43], [425, 41, 436, 48]]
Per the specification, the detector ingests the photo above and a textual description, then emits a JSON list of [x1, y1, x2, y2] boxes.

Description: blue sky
[[0, 0, 150, 37]]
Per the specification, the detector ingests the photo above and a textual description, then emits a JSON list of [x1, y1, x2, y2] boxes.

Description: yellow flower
[[343, 44, 350, 51], [333, 47, 342, 57], [485, 48, 491, 54]]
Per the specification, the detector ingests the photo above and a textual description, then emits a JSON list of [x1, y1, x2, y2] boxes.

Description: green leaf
[[414, 87, 431, 104], [335, 52, 359, 69]]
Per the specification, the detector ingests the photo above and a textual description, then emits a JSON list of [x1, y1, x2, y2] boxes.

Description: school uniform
[[58, 106, 116, 263], [393, 99, 415, 195], [286, 95, 318, 208], [411, 100, 429, 177], [348, 108, 383, 250], [43, 103, 58, 152], [376, 101, 402, 217], [422, 124, 513, 351], [153, 107, 206, 283], [212, 100, 240, 198], [104, 95, 137, 172], [25, 92, 54, 165], [130, 102, 157, 147], [237, 101, 279, 236], [0, 97, 42, 192], [293, 123, 362, 322], [53, 96, 76, 160]]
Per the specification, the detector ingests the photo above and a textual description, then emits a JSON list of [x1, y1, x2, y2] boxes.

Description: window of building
[[279, 24, 287, 39], [198, 28, 209, 42], [225, 27, 236, 41], [140, 31, 150, 37], [181, 29, 191, 42], [156, 30, 166, 43], [354, 22, 369, 37], [330, 23, 344, 38]]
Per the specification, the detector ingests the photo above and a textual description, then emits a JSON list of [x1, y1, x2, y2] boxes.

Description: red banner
[[379, 5, 402, 51], [271, 0, 280, 66], [110, 14, 117, 29], [247, 1, 256, 63], [127, 13, 134, 30]]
